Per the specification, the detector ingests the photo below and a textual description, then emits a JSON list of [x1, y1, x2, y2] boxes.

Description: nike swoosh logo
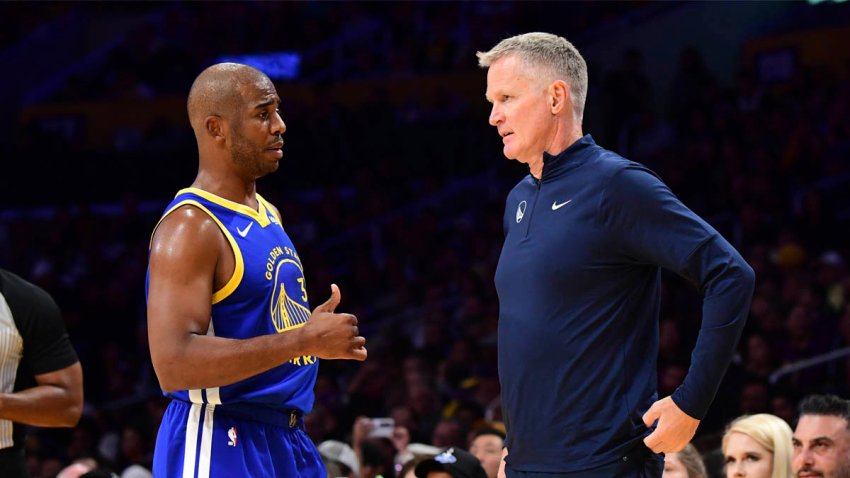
[[552, 199, 572, 210], [236, 222, 253, 237]]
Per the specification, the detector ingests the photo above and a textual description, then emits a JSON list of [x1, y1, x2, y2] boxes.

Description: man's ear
[[205, 115, 227, 143], [549, 80, 570, 115]]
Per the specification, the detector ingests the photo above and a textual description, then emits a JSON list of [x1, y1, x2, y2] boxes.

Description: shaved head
[[187, 63, 273, 135]]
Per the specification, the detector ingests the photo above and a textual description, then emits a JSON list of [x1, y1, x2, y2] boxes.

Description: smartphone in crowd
[[367, 417, 395, 439]]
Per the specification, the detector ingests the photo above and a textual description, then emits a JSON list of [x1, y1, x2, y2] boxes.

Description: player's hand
[[498, 447, 508, 478], [303, 284, 367, 361], [642, 396, 700, 453]]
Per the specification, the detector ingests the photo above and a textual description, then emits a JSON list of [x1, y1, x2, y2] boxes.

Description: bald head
[[187, 63, 273, 135]]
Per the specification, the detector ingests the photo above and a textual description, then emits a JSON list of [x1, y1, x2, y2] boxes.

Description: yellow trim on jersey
[[256, 194, 282, 224], [148, 200, 245, 304], [177, 187, 272, 227]]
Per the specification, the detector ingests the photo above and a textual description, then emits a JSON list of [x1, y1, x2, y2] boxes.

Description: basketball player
[[0, 268, 83, 477], [146, 63, 367, 477], [479, 33, 755, 477]]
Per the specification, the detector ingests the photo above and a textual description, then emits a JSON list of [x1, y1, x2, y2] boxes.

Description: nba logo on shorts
[[227, 427, 238, 447]]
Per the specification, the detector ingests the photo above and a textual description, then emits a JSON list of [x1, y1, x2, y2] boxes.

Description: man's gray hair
[[477, 32, 588, 120]]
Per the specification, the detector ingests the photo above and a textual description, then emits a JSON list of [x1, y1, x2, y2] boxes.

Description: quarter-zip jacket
[[494, 135, 755, 472]]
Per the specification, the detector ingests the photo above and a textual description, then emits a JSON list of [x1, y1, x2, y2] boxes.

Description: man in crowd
[[793, 394, 850, 478]]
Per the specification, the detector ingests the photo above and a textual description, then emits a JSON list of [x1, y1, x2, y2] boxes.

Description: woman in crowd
[[721, 414, 793, 478], [663, 443, 707, 478]]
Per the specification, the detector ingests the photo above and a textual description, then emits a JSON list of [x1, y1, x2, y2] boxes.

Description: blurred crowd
[[1, 3, 850, 477]]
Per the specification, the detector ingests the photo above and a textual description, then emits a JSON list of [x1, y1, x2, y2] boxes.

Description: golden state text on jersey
[[145, 187, 318, 412]]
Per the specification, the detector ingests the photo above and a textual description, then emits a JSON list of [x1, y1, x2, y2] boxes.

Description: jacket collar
[[538, 134, 596, 182]]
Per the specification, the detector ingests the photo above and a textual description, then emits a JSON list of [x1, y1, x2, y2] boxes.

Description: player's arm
[[148, 206, 366, 392], [0, 362, 82, 427]]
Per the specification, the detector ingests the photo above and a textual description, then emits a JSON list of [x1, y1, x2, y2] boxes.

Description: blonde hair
[[476, 32, 588, 121], [722, 414, 793, 478]]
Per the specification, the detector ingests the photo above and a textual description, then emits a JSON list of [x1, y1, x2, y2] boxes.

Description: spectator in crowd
[[318, 440, 360, 478], [415, 448, 487, 478], [722, 414, 793, 478], [662, 444, 706, 478], [468, 428, 504, 478], [792, 394, 850, 478]]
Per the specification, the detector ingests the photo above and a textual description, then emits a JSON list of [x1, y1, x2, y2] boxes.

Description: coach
[[478, 32, 755, 477]]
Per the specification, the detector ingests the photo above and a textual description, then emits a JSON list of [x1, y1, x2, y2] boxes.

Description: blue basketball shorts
[[153, 400, 326, 478]]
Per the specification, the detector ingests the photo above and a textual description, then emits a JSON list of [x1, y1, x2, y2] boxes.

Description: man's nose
[[489, 104, 503, 126], [272, 111, 286, 135], [793, 447, 814, 472]]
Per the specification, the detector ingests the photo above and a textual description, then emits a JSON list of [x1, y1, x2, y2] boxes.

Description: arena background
[[1, 1, 850, 476]]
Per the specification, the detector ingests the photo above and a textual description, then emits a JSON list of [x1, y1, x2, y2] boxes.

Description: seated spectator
[[398, 458, 425, 478], [319, 440, 360, 478], [792, 394, 850, 478], [722, 414, 793, 478], [414, 448, 487, 478], [468, 427, 504, 478], [663, 443, 706, 478]]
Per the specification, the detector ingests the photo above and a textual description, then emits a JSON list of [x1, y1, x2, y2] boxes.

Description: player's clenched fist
[[301, 284, 367, 361]]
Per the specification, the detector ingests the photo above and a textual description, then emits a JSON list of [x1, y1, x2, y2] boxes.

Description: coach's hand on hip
[[641, 396, 699, 453], [302, 284, 368, 361]]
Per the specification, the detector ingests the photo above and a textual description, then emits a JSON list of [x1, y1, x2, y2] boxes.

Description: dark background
[[1, 1, 850, 477]]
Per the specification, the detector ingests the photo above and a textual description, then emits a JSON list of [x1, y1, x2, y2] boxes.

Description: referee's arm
[[0, 362, 83, 427], [0, 272, 83, 427]]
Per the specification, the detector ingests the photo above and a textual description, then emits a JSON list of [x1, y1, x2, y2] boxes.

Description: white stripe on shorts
[[206, 387, 221, 405], [197, 404, 216, 478], [182, 403, 203, 478], [189, 388, 203, 404]]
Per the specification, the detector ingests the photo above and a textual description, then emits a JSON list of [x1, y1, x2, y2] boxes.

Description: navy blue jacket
[[494, 135, 755, 472]]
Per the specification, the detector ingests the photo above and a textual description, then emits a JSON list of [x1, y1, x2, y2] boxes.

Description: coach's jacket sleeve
[[599, 163, 755, 419]]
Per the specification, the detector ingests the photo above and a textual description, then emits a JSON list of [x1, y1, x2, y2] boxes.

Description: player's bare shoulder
[[150, 204, 227, 270]]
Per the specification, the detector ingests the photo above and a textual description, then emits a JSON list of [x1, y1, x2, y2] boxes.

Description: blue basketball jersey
[[146, 187, 319, 412]]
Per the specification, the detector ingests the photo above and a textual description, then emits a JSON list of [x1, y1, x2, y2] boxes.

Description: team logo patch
[[269, 259, 311, 333], [516, 200, 527, 223]]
